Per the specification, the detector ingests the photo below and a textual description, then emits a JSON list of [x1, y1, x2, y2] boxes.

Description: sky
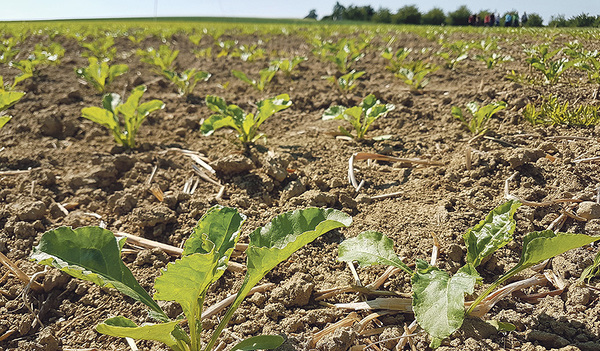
[[0, 0, 599, 24]]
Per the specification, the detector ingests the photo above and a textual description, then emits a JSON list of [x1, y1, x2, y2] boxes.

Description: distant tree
[[393, 5, 421, 25], [571, 13, 598, 27], [372, 7, 392, 23], [446, 5, 470, 26], [305, 9, 318, 20], [548, 14, 568, 27], [344, 5, 374, 21], [421, 7, 446, 25], [525, 13, 544, 27], [332, 2, 346, 21]]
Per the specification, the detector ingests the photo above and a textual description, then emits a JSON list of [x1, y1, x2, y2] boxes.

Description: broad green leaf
[[81, 107, 120, 133], [232, 70, 254, 85], [0, 90, 25, 111], [338, 231, 412, 274], [464, 200, 521, 268], [96, 316, 184, 350], [30, 226, 167, 321], [206, 95, 228, 113], [102, 93, 121, 113], [136, 99, 165, 127], [451, 106, 465, 122], [468, 230, 600, 316], [412, 261, 478, 348], [322, 105, 346, 120], [117, 85, 146, 119], [108, 64, 129, 83], [200, 114, 241, 136], [183, 205, 246, 282], [255, 94, 291, 126], [205, 208, 351, 351], [519, 231, 600, 269], [230, 335, 285, 351], [361, 94, 378, 110], [153, 252, 218, 321], [0, 116, 11, 128]]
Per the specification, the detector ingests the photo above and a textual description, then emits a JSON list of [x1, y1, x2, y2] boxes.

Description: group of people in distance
[[468, 12, 528, 27]]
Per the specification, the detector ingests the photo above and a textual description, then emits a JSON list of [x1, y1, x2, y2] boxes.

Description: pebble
[[577, 201, 600, 220]]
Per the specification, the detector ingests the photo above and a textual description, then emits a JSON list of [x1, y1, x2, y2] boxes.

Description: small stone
[[527, 330, 569, 349], [355, 194, 372, 204], [38, 329, 59, 351], [211, 154, 254, 175], [280, 180, 306, 202], [271, 273, 314, 307], [12, 200, 47, 221], [113, 155, 135, 172], [577, 201, 600, 220], [316, 326, 356, 351], [447, 244, 464, 263], [43, 269, 70, 292], [507, 148, 546, 169]]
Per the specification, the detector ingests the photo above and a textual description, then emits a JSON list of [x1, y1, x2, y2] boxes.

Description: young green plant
[[381, 47, 412, 72], [0, 77, 25, 128], [31, 206, 352, 351], [270, 56, 307, 78], [75, 57, 129, 94], [201, 94, 291, 144], [162, 69, 211, 97], [322, 94, 395, 139], [80, 36, 117, 62], [81, 85, 164, 149], [137, 45, 179, 73], [231, 65, 278, 92], [395, 61, 439, 93], [325, 70, 365, 93], [452, 101, 507, 136], [339, 200, 600, 348]]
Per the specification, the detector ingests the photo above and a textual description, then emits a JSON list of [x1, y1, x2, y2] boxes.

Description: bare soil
[[1, 25, 600, 351]]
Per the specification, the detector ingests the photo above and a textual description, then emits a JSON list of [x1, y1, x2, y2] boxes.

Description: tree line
[[304, 3, 600, 28]]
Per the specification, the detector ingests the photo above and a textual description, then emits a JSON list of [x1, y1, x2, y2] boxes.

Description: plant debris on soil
[[1, 22, 600, 351]]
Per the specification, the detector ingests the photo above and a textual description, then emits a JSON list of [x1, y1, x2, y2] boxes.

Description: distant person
[[504, 13, 512, 27], [512, 13, 519, 27], [484, 14, 491, 26], [468, 14, 474, 25], [490, 13, 496, 26], [521, 12, 528, 26], [495, 13, 500, 26], [475, 15, 480, 26]]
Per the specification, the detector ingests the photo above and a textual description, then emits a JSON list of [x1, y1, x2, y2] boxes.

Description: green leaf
[[322, 105, 346, 120], [230, 335, 285, 351], [338, 231, 412, 274], [412, 261, 478, 348], [0, 90, 25, 112], [488, 320, 516, 332], [232, 70, 254, 85], [205, 208, 351, 351], [30, 226, 168, 321], [519, 231, 600, 269], [0, 116, 11, 129], [102, 93, 121, 113], [96, 316, 182, 349], [255, 94, 292, 126], [464, 200, 521, 268], [200, 114, 240, 136], [468, 230, 600, 316], [183, 205, 246, 282], [153, 252, 218, 322]]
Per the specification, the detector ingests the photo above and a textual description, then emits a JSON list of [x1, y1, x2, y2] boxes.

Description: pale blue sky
[[0, 0, 598, 24]]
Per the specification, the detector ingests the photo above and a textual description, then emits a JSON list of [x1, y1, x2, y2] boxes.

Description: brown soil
[[1, 25, 600, 351]]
